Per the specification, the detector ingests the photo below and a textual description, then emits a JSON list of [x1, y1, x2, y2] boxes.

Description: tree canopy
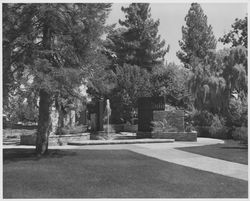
[[3, 3, 112, 154], [177, 3, 217, 70], [219, 16, 247, 48], [110, 64, 152, 123], [151, 63, 191, 108], [189, 46, 247, 126], [106, 3, 168, 72]]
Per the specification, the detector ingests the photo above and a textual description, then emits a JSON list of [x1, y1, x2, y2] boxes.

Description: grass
[[177, 139, 248, 165], [3, 148, 248, 198]]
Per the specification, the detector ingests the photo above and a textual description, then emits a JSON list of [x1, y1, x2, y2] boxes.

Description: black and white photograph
[[2, 1, 248, 198]]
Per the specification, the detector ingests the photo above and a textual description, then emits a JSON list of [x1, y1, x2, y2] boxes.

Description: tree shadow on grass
[[3, 148, 77, 164]]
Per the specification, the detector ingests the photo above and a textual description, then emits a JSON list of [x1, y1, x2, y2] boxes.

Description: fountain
[[106, 99, 111, 136]]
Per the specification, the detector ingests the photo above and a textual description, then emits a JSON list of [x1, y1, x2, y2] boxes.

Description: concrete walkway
[[3, 138, 248, 181], [129, 144, 248, 181], [68, 138, 174, 145]]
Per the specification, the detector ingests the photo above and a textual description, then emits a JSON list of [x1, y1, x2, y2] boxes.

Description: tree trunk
[[36, 89, 52, 155], [36, 17, 53, 155]]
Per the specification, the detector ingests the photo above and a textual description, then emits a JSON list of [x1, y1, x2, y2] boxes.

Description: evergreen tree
[[106, 3, 168, 71], [3, 4, 35, 110], [177, 3, 217, 70], [3, 3, 111, 155]]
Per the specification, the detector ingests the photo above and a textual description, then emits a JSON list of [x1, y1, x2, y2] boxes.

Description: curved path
[[4, 138, 248, 181]]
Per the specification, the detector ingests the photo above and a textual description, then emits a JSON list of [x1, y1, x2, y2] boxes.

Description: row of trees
[[3, 3, 247, 154], [89, 3, 247, 131], [88, 3, 187, 123], [178, 3, 247, 138]]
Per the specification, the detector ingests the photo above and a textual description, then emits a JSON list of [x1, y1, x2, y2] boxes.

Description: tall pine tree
[[106, 3, 168, 72], [3, 3, 111, 155], [177, 3, 217, 70]]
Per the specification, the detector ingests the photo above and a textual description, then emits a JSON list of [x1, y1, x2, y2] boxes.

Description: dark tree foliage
[[86, 52, 116, 100], [177, 3, 217, 70], [3, 3, 111, 155], [106, 3, 168, 72], [151, 63, 191, 109], [219, 16, 247, 48], [110, 64, 152, 123], [3, 4, 36, 109]]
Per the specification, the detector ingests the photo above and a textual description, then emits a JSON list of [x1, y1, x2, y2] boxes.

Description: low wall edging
[[20, 133, 90, 146]]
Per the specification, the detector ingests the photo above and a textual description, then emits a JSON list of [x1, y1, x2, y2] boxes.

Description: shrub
[[209, 115, 228, 139], [193, 110, 214, 127], [227, 98, 244, 127], [232, 127, 248, 144], [184, 110, 196, 132]]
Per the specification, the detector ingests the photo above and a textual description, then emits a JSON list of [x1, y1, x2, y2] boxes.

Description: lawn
[[177, 139, 248, 165], [3, 148, 248, 198]]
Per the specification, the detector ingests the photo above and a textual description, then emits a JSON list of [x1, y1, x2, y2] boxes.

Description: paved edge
[[68, 139, 175, 145]]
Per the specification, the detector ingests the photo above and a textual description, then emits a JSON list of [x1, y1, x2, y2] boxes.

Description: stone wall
[[137, 109, 197, 141], [152, 131, 197, 141], [137, 131, 153, 139], [20, 135, 37, 145], [103, 124, 138, 133], [20, 133, 90, 146], [49, 133, 89, 146]]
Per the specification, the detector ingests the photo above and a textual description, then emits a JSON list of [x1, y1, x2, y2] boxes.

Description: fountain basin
[[91, 131, 136, 140]]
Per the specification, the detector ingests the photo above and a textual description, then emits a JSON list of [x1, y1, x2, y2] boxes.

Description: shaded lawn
[[177, 139, 248, 165], [3, 148, 248, 198]]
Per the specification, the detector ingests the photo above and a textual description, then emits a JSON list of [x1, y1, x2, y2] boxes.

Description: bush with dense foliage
[[151, 62, 191, 109], [209, 115, 228, 139], [110, 64, 152, 123], [232, 127, 248, 144]]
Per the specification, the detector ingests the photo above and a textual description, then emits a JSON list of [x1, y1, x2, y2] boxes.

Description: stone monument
[[137, 96, 165, 138], [87, 98, 104, 132], [137, 96, 197, 141]]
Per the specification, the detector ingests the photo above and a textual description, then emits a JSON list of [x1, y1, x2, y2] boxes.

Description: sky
[[106, 3, 247, 65]]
